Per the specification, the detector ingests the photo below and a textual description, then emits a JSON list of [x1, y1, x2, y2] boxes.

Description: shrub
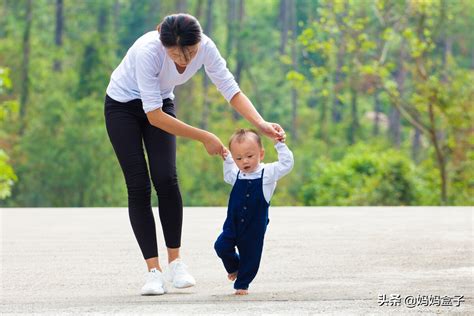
[[301, 144, 416, 206]]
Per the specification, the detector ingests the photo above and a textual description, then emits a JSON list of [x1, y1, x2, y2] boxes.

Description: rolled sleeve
[[135, 48, 163, 113], [223, 153, 238, 185], [266, 143, 294, 182], [204, 40, 241, 102]]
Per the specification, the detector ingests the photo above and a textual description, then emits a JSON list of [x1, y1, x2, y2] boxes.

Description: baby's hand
[[275, 130, 286, 143], [274, 134, 286, 144], [223, 147, 230, 160]]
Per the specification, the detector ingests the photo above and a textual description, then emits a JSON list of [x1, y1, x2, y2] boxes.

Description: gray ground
[[1, 207, 472, 315]]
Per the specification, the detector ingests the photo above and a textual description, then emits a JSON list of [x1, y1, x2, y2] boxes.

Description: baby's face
[[230, 138, 265, 173]]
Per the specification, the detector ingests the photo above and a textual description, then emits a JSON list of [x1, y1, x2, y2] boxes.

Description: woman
[[104, 13, 285, 295]]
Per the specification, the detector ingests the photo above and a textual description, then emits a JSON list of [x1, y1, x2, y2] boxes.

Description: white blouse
[[106, 31, 240, 113]]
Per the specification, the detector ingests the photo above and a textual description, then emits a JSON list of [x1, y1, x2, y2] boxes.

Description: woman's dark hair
[[158, 13, 202, 48]]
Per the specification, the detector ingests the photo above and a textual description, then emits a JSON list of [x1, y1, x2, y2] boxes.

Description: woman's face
[[166, 43, 200, 67]]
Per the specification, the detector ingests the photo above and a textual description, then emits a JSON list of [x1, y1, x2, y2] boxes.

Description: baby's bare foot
[[228, 271, 238, 281], [235, 289, 248, 295]]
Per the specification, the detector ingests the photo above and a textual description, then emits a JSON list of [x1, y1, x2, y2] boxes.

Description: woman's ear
[[157, 23, 162, 32]]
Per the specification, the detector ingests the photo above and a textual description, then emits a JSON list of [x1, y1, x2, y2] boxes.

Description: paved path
[[1, 207, 472, 315]]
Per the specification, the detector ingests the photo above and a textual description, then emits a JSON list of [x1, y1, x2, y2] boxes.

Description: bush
[[301, 144, 416, 206]]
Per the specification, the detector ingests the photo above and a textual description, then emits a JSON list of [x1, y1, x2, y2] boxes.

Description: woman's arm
[[202, 38, 285, 142], [146, 109, 225, 157], [229, 92, 286, 141], [229, 92, 264, 126]]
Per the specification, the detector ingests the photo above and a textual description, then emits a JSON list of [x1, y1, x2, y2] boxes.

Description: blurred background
[[0, 0, 472, 207]]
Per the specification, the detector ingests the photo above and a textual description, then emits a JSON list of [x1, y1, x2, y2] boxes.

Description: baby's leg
[[214, 233, 239, 278], [233, 235, 265, 292]]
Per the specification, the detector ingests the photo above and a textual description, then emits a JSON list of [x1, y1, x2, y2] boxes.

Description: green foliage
[[301, 144, 417, 206], [0, 149, 17, 199], [14, 90, 126, 206], [0, 67, 18, 199], [1, 0, 472, 206]]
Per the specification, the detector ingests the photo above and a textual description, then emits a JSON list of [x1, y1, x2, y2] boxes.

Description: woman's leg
[[105, 97, 161, 270], [142, 100, 183, 264]]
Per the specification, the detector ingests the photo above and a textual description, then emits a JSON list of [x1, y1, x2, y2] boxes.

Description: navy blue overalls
[[214, 169, 269, 290]]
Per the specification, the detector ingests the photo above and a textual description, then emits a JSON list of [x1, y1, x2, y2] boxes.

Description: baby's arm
[[267, 142, 294, 181], [223, 149, 238, 185]]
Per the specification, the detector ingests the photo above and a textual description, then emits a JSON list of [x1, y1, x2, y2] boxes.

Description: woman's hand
[[202, 132, 226, 158], [257, 121, 286, 142]]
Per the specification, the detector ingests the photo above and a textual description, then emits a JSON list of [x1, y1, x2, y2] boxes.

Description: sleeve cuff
[[274, 142, 287, 149], [142, 102, 163, 113], [224, 154, 234, 163], [223, 86, 241, 102]]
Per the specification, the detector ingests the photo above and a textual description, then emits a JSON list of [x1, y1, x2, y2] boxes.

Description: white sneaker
[[164, 259, 196, 289], [141, 268, 167, 295]]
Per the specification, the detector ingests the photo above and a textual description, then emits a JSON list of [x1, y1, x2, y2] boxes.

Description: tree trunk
[[97, 3, 108, 39], [390, 45, 406, 147], [373, 90, 381, 136], [53, 0, 63, 72], [471, 44, 474, 69], [195, 0, 204, 19], [440, 0, 452, 84], [200, 0, 214, 130], [20, 0, 32, 134], [176, 0, 187, 13], [411, 126, 421, 163], [232, 0, 244, 121], [234, 0, 244, 85], [245, 68, 263, 117], [173, 0, 188, 115], [149, 1, 161, 24], [332, 45, 344, 123], [279, 0, 289, 55], [113, 0, 120, 32], [326, 40, 336, 144], [348, 87, 358, 145], [442, 36, 452, 82], [428, 102, 448, 204], [289, 0, 298, 140], [318, 96, 328, 143], [226, 0, 237, 57], [388, 108, 401, 147]]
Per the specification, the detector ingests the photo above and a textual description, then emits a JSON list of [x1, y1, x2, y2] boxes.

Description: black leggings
[[104, 94, 182, 259]]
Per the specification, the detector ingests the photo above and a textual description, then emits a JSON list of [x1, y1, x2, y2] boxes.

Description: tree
[[200, 0, 214, 130], [0, 67, 18, 200], [19, 0, 32, 134], [371, 0, 474, 204], [53, 0, 63, 72]]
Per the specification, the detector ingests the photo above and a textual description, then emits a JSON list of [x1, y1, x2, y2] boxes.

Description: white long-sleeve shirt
[[106, 31, 241, 113], [223, 142, 294, 203]]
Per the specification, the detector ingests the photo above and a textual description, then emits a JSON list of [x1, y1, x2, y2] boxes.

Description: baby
[[214, 128, 294, 295]]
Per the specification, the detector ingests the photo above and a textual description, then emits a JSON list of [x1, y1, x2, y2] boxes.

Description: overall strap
[[260, 168, 265, 178]]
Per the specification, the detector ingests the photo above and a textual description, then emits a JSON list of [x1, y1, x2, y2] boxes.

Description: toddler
[[214, 128, 294, 295]]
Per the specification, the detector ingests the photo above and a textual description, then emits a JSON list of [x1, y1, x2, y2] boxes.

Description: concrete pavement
[[1, 207, 473, 315]]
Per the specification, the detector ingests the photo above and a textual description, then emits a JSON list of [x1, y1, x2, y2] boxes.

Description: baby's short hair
[[228, 128, 263, 150]]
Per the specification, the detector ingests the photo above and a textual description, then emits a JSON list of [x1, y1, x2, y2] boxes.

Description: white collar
[[239, 163, 265, 177]]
